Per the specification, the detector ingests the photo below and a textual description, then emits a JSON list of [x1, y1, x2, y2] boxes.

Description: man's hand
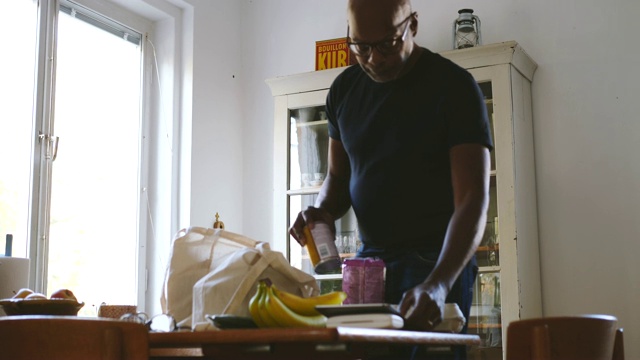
[[289, 206, 336, 247], [398, 281, 448, 331]]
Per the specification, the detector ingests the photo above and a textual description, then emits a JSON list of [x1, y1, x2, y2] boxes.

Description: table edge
[[149, 327, 481, 348]]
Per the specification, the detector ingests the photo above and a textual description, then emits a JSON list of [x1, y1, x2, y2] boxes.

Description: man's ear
[[410, 14, 418, 36]]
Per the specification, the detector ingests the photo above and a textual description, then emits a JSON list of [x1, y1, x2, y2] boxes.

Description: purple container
[[342, 258, 386, 304]]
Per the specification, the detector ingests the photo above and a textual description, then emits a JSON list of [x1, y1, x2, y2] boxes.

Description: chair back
[[0, 315, 149, 360], [613, 328, 625, 360], [506, 315, 623, 360]]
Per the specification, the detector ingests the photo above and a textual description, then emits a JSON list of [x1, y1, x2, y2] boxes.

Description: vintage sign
[[315, 37, 357, 71]]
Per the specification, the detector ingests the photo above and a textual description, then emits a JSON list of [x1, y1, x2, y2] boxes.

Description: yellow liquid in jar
[[303, 225, 321, 267], [303, 224, 342, 274]]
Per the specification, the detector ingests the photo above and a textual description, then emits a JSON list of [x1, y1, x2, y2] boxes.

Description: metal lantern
[[452, 9, 481, 49]]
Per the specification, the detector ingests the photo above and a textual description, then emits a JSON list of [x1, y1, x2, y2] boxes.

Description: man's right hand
[[289, 206, 336, 247]]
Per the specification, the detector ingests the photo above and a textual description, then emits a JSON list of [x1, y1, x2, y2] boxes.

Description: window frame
[[27, 0, 154, 309]]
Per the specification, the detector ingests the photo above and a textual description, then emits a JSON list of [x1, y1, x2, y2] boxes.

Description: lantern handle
[[452, 19, 458, 49], [474, 15, 482, 46]]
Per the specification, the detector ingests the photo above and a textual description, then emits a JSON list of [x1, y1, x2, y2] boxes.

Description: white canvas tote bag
[[160, 227, 261, 327], [191, 242, 319, 329], [160, 226, 319, 329]]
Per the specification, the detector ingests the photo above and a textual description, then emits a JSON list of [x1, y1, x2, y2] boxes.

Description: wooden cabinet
[[267, 41, 541, 359]]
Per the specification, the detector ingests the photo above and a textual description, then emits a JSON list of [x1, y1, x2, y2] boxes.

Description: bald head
[[347, 0, 413, 42], [348, 0, 412, 27], [349, 0, 411, 12], [346, 0, 419, 82]]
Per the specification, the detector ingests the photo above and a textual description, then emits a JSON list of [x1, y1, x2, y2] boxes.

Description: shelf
[[289, 173, 495, 195], [477, 266, 501, 273], [296, 120, 328, 128], [477, 244, 499, 252], [302, 253, 355, 260], [314, 274, 343, 281], [469, 323, 502, 329], [287, 186, 321, 196]]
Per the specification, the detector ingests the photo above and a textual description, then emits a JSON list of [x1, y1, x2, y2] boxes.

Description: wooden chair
[[506, 314, 624, 360], [0, 315, 149, 360]]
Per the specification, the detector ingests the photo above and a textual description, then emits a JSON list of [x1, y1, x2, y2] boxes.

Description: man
[[290, 0, 492, 357]]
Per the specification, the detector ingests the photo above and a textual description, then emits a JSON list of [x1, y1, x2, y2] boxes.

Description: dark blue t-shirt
[[326, 48, 493, 258]]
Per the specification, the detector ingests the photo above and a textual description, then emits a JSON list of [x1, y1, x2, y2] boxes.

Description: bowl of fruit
[[0, 288, 84, 316]]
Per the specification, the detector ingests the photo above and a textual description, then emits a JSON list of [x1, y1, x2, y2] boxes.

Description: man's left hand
[[398, 282, 448, 331]]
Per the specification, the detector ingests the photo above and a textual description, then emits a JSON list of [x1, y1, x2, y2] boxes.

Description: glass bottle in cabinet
[[268, 42, 540, 360], [289, 107, 328, 192]]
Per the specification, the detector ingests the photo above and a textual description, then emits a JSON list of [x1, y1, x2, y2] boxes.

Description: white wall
[[187, 0, 245, 230], [125, 0, 247, 316], [239, 0, 640, 358]]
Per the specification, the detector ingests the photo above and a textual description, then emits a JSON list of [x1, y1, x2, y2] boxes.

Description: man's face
[[347, 8, 415, 83]]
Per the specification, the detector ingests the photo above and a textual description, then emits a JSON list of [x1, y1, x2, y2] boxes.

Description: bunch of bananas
[[248, 280, 346, 328]]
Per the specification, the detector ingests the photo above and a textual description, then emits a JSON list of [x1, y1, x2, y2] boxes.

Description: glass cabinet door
[[286, 103, 358, 292], [468, 81, 503, 360], [287, 105, 329, 275]]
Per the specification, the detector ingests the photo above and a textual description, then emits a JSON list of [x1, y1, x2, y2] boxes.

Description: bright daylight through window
[[0, 0, 144, 316]]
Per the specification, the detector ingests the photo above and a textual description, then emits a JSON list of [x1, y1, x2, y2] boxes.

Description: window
[[1, 0, 148, 315], [0, 0, 38, 260]]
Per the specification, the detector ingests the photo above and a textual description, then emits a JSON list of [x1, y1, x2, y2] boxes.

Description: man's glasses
[[346, 12, 416, 57]]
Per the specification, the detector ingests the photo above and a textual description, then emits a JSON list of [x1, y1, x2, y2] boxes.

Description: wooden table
[[149, 327, 481, 359]]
